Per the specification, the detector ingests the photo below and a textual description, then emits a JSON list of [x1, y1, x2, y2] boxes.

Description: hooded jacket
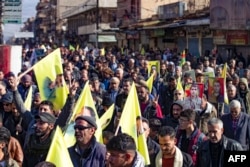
[[239, 78, 250, 114], [161, 100, 183, 129]]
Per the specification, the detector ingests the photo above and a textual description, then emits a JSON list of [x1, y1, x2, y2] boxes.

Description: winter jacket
[[238, 77, 250, 114], [8, 137, 23, 167], [68, 137, 106, 167], [197, 136, 243, 167], [161, 101, 183, 129], [176, 127, 206, 167], [155, 146, 193, 167], [221, 112, 250, 150], [195, 102, 217, 135]]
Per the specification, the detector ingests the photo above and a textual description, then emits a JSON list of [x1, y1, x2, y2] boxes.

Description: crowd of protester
[[0, 45, 249, 167]]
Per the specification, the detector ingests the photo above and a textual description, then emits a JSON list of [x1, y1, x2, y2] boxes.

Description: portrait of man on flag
[[208, 77, 224, 103], [183, 83, 204, 111]]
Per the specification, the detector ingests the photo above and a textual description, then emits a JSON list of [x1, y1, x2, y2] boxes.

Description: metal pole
[[96, 0, 99, 49]]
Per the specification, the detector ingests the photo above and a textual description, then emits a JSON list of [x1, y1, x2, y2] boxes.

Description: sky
[[22, 0, 39, 22], [3, 0, 39, 42]]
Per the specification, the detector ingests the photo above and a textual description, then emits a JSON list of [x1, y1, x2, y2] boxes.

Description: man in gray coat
[[221, 100, 250, 150]]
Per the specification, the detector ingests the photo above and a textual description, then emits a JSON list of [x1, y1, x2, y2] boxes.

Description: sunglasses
[[74, 125, 92, 131], [3, 103, 10, 106]]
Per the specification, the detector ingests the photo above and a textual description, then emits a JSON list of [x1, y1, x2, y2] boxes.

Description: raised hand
[[151, 94, 159, 108], [9, 77, 19, 91]]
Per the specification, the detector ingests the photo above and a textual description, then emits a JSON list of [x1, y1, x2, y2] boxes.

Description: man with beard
[[23, 112, 56, 167], [68, 115, 106, 167], [161, 100, 183, 129], [155, 126, 193, 167], [137, 83, 162, 119]]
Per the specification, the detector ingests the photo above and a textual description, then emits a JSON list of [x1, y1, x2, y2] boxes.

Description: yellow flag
[[24, 87, 32, 111], [46, 127, 73, 167], [117, 83, 150, 165], [140, 47, 145, 55], [76, 44, 80, 51], [33, 48, 68, 111], [148, 61, 160, 77], [64, 81, 103, 147], [176, 78, 184, 91], [69, 45, 75, 51], [100, 104, 115, 130], [100, 48, 105, 56], [221, 63, 227, 78], [146, 74, 154, 93], [221, 63, 229, 104]]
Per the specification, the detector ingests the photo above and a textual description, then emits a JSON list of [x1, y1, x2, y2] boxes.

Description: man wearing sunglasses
[[68, 115, 106, 167]]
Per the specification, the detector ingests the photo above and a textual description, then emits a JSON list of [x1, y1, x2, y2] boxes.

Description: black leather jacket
[[197, 136, 243, 167]]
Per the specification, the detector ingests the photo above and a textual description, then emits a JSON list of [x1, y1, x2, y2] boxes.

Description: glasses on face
[[74, 125, 92, 131], [175, 93, 182, 95]]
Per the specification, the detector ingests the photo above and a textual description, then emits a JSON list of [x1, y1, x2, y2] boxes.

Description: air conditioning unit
[[158, 2, 185, 20]]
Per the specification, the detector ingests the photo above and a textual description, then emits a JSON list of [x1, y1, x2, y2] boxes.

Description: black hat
[[1, 92, 13, 103], [102, 96, 113, 107], [75, 116, 97, 129], [35, 112, 56, 124]]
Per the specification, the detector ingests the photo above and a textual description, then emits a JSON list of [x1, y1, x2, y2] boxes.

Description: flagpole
[[17, 65, 35, 80]]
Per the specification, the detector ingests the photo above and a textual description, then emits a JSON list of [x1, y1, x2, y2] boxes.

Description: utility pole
[[95, 0, 99, 49]]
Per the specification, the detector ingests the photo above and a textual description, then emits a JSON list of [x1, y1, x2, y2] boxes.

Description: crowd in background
[[0, 44, 249, 167]]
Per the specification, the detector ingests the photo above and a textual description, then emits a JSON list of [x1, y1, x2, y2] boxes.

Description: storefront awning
[[89, 34, 117, 43], [98, 35, 117, 42], [131, 20, 161, 28], [143, 18, 209, 30], [185, 18, 210, 26]]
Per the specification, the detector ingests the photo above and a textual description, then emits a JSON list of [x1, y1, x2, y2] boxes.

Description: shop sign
[[213, 30, 227, 44], [227, 31, 248, 45], [150, 29, 165, 37]]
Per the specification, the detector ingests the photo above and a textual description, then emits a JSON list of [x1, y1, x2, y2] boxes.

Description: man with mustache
[[197, 118, 243, 167], [155, 126, 193, 167], [68, 115, 106, 167], [23, 112, 56, 167]]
